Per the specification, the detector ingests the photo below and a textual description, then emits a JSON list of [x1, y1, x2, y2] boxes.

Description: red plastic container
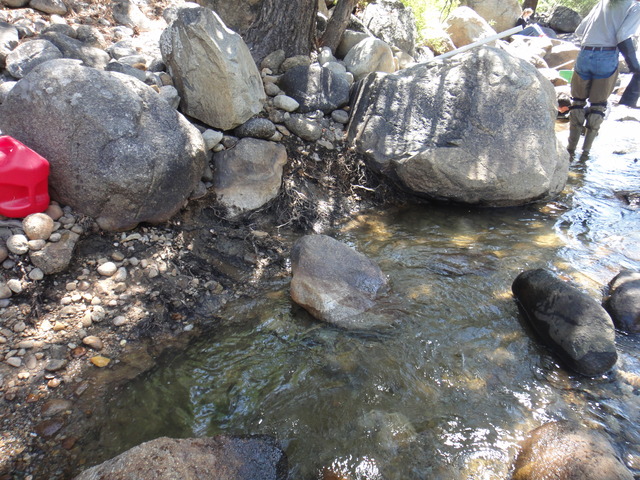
[[0, 136, 50, 218]]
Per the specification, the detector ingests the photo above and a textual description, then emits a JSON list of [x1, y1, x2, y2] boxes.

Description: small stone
[[13, 321, 26, 333], [45, 359, 67, 372], [113, 267, 128, 283], [2, 259, 16, 269], [34, 418, 64, 439], [23, 213, 54, 240], [0, 283, 11, 300], [264, 82, 281, 96], [147, 266, 159, 278], [111, 251, 125, 262], [90, 356, 110, 368], [6, 234, 29, 255], [82, 335, 103, 350], [27, 239, 47, 251], [97, 262, 117, 276], [0, 246, 8, 263], [41, 398, 72, 417], [45, 204, 64, 220], [47, 378, 61, 388], [70, 225, 84, 235], [29, 268, 45, 281], [273, 94, 300, 112], [24, 354, 37, 370], [81, 312, 92, 328], [91, 306, 106, 322], [6, 357, 22, 368], [48, 232, 62, 242], [7, 279, 23, 294], [53, 321, 66, 332], [331, 109, 350, 124], [62, 437, 78, 450], [65, 281, 77, 291], [112, 316, 126, 327], [202, 129, 224, 150]]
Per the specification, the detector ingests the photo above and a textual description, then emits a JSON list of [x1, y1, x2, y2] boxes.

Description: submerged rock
[[512, 268, 617, 376], [604, 270, 640, 333], [73, 436, 288, 480], [290, 234, 388, 329], [513, 421, 633, 480]]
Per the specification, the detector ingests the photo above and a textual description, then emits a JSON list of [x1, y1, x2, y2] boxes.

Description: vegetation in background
[[536, 0, 598, 16]]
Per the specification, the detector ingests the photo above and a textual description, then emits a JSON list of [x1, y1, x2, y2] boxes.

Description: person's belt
[[582, 46, 617, 51]]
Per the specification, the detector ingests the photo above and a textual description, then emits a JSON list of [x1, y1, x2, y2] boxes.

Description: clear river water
[[79, 108, 640, 479]]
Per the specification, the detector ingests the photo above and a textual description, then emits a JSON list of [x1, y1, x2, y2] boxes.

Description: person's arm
[[618, 37, 640, 72], [616, 3, 640, 44]]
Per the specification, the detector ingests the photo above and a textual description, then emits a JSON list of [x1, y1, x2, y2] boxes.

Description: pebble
[[81, 312, 92, 328], [45, 359, 67, 372], [202, 129, 224, 150], [6, 234, 29, 255], [28, 268, 44, 281], [6, 357, 22, 368], [97, 261, 118, 276], [113, 267, 128, 282], [45, 204, 64, 220], [7, 279, 22, 294], [47, 378, 61, 388], [34, 418, 64, 439], [48, 232, 62, 242], [13, 321, 26, 333], [0, 246, 8, 263], [90, 355, 110, 368], [23, 213, 54, 240], [147, 266, 159, 278], [331, 109, 350, 124], [91, 306, 106, 322], [41, 398, 72, 417], [273, 94, 300, 112], [112, 316, 126, 326], [0, 283, 11, 300], [111, 251, 125, 262], [82, 335, 103, 350], [27, 239, 46, 251], [24, 354, 37, 370]]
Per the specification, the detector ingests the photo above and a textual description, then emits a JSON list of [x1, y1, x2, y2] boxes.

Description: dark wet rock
[[34, 418, 65, 439], [512, 268, 617, 376], [212, 138, 287, 217], [72, 435, 288, 480], [277, 64, 350, 114], [347, 47, 569, 206], [0, 59, 206, 231], [513, 421, 633, 480], [290, 234, 388, 329], [234, 117, 277, 140], [604, 270, 640, 333], [41, 398, 73, 417], [547, 6, 582, 33]]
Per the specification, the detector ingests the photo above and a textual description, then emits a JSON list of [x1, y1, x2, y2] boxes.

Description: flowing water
[[80, 109, 640, 479]]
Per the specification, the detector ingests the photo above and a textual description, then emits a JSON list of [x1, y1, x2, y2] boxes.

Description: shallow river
[[81, 109, 640, 479]]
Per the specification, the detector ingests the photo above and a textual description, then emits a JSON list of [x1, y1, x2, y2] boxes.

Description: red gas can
[[0, 136, 50, 218]]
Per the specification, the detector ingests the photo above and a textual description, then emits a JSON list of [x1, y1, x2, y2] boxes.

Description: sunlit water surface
[[81, 111, 640, 479]]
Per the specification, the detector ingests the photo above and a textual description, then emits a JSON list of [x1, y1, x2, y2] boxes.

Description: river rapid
[[78, 107, 640, 479]]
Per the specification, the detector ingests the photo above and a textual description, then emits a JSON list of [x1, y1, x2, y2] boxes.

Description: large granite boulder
[[0, 59, 206, 231], [460, 0, 522, 33], [543, 40, 580, 70], [277, 64, 350, 113], [347, 47, 568, 206], [73, 436, 288, 480], [212, 138, 287, 217], [512, 269, 618, 376], [513, 421, 633, 480], [160, 4, 265, 130], [548, 6, 582, 34], [445, 6, 496, 48], [290, 234, 388, 329], [343, 37, 395, 81], [604, 270, 640, 333], [360, 0, 417, 56]]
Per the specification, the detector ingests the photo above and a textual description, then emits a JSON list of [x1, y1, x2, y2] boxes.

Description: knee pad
[[585, 105, 606, 131], [569, 98, 587, 126]]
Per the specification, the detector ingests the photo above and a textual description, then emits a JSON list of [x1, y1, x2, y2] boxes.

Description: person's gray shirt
[[576, 0, 640, 47]]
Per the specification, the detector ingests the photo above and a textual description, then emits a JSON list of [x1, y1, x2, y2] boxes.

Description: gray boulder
[[0, 22, 19, 68], [5, 39, 63, 79], [512, 268, 617, 376], [548, 6, 582, 34], [233, 117, 276, 140], [0, 0, 29, 7], [277, 64, 350, 114], [361, 0, 417, 56], [160, 4, 265, 130], [41, 31, 110, 69], [73, 436, 287, 480], [347, 47, 568, 206], [343, 37, 395, 81], [543, 40, 580, 70], [460, 0, 522, 33], [604, 270, 640, 334], [290, 234, 388, 329], [337, 29, 370, 59], [284, 114, 323, 142], [445, 6, 496, 48], [212, 138, 287, 217], [513, 421, 633, 480], [0, 59, 206, 231], [112, 0, 152, 29]]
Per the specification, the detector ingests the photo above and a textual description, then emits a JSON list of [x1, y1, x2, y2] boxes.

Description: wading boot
[[582, 103, 607, 155], [567, 99, 586, 155]]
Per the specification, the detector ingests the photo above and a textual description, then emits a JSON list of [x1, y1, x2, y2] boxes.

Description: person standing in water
[[567, 0, 640, 157]]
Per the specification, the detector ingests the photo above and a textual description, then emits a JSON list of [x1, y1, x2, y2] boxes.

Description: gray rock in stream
[[512, 268, 617, 376], [290, 234, 389, 329], [73, 436, 288, 480], [604, 270, 640, 334]]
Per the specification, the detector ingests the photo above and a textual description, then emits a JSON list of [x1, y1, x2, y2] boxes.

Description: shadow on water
[[78, 110, 640, 479]]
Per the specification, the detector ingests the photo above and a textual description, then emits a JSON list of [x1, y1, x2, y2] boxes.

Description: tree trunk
[[522, 0, 538, 12], [244, 0, 318, 64], [319, 0, 358, 54]]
